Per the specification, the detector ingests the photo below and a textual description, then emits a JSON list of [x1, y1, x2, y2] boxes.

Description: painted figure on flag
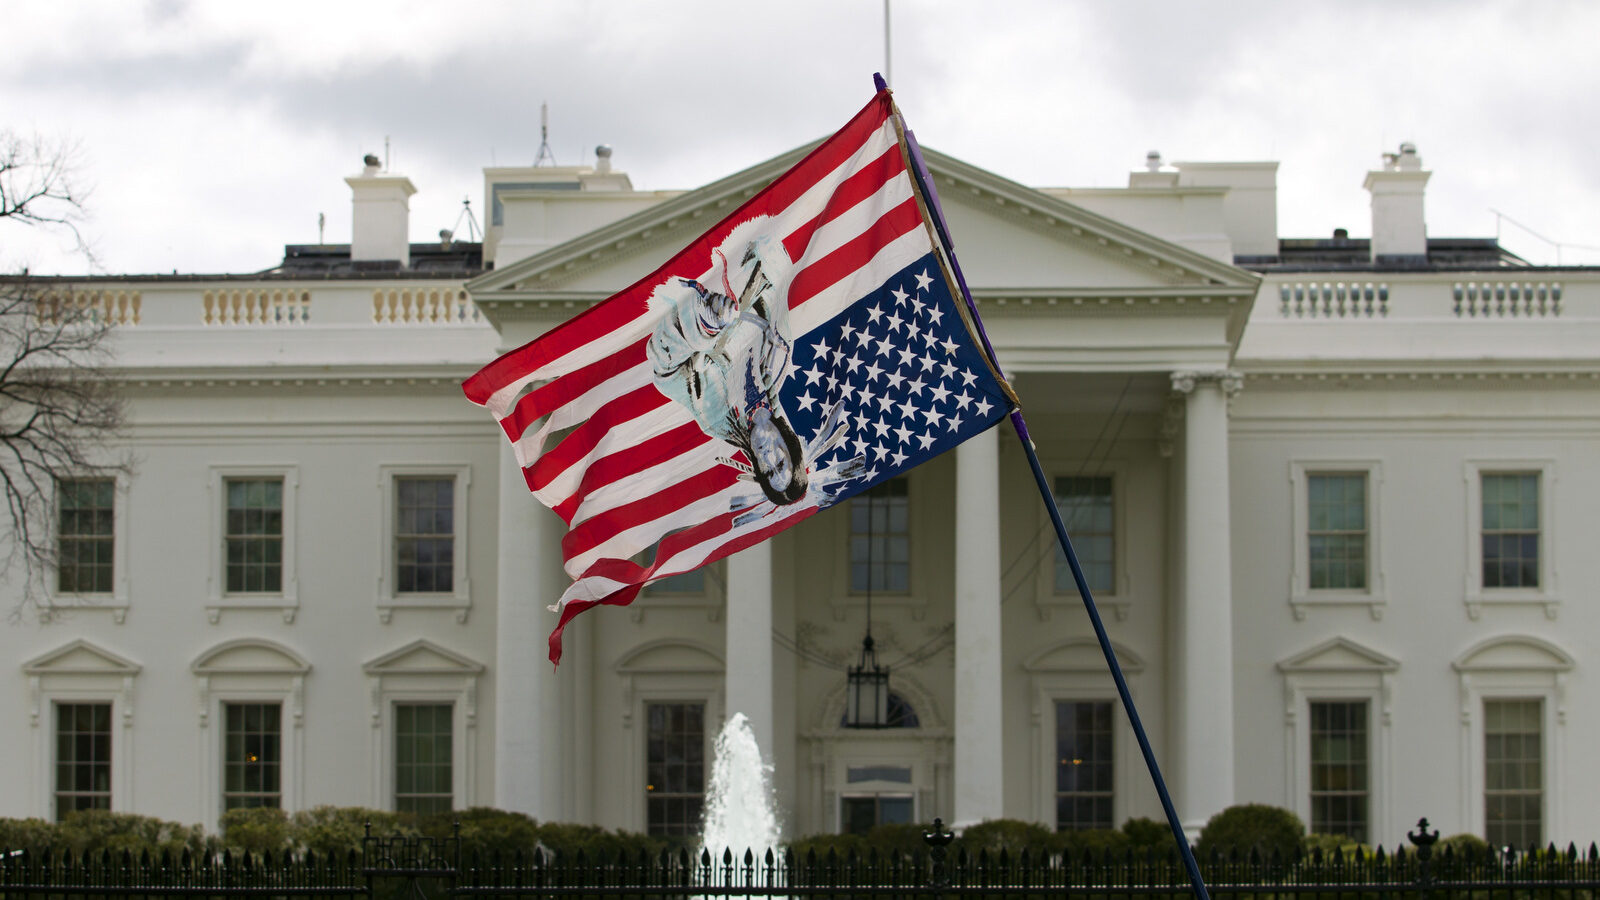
[[647, 224, 864, 527]]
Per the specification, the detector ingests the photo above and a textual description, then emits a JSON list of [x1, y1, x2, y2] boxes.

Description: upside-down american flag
[[463, 86, 1015, 663]]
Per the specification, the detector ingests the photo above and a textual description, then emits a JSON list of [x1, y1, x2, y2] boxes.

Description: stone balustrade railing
[[1279, 282, 1389, 318], [1452, 281, 1561, 318], [35, 289, 142, 326], [203, 289, 311, 325], [372, 288, 481, 324]]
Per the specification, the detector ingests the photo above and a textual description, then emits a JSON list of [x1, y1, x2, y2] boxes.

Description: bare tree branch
[[0, 131, 126, 617]]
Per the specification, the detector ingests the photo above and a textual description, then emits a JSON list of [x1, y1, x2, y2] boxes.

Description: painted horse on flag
[[646, 226, 865, 527]]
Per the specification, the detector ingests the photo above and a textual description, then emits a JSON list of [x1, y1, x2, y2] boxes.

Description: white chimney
[[345, 154, 417, 266], [595, 144, 613, 174], [1363, 142, 1430, 262]]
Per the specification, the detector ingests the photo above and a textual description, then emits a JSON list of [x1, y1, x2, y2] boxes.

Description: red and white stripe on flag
[[464, 89, 936, 663]]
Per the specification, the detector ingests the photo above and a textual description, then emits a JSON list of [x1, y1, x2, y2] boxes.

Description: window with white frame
[[1024, 640, 1143, 832], [363, 639, 481, 814], [208, 466, 298, 621], [1484, 698, 1543, 849], [1289, 461, 1384, 619], [55, 702, 112, 820], [1480, 474, 1539, 589], [1462, 462, 1555, 618], [1452, 635, 1568, 848], [1309, 700, 1369, 843], [25, 639, 139, 821], [377, 465, 470, 621], [850, 478, 909, 593], [1053, 476, 1114, 594], [193, 638, 308, 816], [1277, 637, 1396, 846]]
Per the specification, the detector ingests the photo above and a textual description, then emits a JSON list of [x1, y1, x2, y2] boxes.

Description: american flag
[[464, 89, 1013, 663]]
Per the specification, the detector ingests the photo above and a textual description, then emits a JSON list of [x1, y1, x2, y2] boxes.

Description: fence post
[[1408, 817, 1440, 900], [923, 817, 954, 890]]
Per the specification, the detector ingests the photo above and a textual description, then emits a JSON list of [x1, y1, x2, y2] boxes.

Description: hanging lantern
[[844, 634, 890, 728]]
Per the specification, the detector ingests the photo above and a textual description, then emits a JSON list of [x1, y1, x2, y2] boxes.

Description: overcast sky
[[4, 0, 1598, 276]]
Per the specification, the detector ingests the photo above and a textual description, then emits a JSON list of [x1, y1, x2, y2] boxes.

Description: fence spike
[[765, 847, 775, 867]]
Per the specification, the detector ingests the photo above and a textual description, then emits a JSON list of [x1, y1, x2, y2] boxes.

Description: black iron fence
[[3, 818, 1598, 899]]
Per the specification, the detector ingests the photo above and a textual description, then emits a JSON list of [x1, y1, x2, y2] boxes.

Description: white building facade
[[2, 139, 1595, 851]]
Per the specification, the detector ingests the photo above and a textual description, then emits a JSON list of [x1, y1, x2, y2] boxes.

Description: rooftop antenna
[[317, 212, 325, 245], [384, 135, 391, 171], [451, 195, 482, 242], [534, 102, 557, 167]]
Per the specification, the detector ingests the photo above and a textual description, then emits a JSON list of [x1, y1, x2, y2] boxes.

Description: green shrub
[[1122, 817, 1179, 855], [1051, 827, 1131, 860], [1303, 832, 1370, 860], [862, 822, 931, 859], [957, 818, 1052, 857], [416, 807, 541, 862], [0, 817, 61, 855], [785, 831, 868, 861], [55, 810, 207, 858], [1439, 832, 1491, 860], [291, 806, 409, 858], [535, 822, 663, 861], [1195, 804, 1305, 861], [220, 806, 293, 855]]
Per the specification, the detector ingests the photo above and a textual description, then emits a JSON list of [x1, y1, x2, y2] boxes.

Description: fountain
[[698, 712, 783, 861]]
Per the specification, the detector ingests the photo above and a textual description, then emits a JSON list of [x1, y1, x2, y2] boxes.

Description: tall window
[[57, 479, 115, 594], [225, 478, 283, 593], [850, 478, 909, 592], [645, 702, 705, 836], [55, 702, 112, 820], [1309, 700, 1369, 842], [395, 477, 454, 593], [1484, 699, 1543, 848], [1308, 474, 1368, 590], [1055, 700, 1113, 830], [223, 703, 282, 810], [1054, 476, 1113, 593], [394, 703, 453, 814], [1481, 474, 1539, 589]]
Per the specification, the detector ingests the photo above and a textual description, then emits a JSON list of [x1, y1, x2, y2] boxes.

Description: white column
[[954, 425, 1004, 826], [1170, 370, 1240, 835], [725, 542, 774, 758], [494, 441, 566, 818]]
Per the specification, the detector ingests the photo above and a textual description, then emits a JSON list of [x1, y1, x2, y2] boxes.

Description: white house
[[2, 134, 1594, 852]]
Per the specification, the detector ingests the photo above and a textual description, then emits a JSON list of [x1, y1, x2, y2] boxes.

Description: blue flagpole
[[877, 73, 1214, 900]]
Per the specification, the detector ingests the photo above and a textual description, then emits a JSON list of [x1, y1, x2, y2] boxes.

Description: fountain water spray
[[698, 712, 782, 861]]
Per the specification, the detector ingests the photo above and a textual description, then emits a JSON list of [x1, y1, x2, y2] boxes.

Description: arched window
[[839, 692, 919, 728]]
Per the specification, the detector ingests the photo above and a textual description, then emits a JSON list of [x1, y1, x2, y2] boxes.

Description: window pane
[[1485, 699, 1542, 848], [1055, 700, 1114, 830], [55, 703, 112, 821], [1481, 474, 1539, 589], [1054, 476, 1114, 594], [849, 478, 909, 593], [394, 703, 453, 814], [57, 479, 115, 594], [395, 477, 455, 594], [1307, 474, 1367, 590], [222, 703, 281, 811], [645, 702, 706, 836], [225, 478, 284, 595], [1309, 700, 1369, 843]]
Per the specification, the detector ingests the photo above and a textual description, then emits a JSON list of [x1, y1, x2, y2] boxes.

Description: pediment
[[1454, 635, 1573, 673], [614, 639, 723, 675], [1022, 638, 1144, 675], [1277, 637, 1399, 674], [23, 639, 140, 676], [192, 639, 310, 675], [363, 639, 485, 675], [468, 142, 1258, 306]]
